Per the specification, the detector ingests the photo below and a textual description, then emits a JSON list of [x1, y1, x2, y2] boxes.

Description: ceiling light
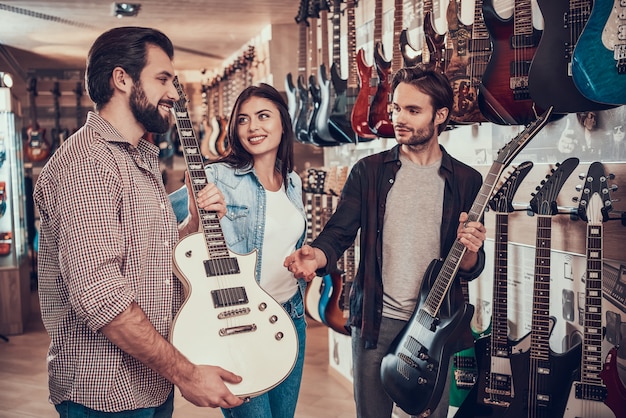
[[0, 72, 13, 88], [112, 3, 141, 18]]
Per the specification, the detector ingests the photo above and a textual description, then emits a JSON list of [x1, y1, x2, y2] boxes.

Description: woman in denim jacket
[[169, 83, 307, 418]]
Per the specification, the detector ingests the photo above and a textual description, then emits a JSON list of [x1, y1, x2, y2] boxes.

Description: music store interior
[[1, 0, 626, 417]]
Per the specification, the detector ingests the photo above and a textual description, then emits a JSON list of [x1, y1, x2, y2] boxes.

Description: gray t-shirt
[[382, 154, 444, 320]]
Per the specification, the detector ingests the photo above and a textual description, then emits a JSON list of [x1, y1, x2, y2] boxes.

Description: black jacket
[[312, 144, 486, 349]]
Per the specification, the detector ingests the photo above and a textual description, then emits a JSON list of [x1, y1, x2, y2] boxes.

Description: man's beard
[[130, 81, 171, 134], [397, 120, 436, 147]]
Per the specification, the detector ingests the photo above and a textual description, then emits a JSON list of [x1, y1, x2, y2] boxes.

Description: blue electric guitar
[[572, 0, 626, 105]]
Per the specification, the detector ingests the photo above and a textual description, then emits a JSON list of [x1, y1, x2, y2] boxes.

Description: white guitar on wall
[[169, 76, 299, 398]]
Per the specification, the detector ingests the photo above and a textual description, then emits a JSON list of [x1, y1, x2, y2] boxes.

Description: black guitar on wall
[[505, 157, 583, 418], [380, 107, 554, 417], [455, 161, 535, 418]]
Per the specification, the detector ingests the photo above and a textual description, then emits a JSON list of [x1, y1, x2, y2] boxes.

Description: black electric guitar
[[380, 106, 554, 417], [528, 0, 615, 113], [506, 157, 583, 418], [169, 77, 299, 398], [563, 161, 615, 417], [455, 161, 535, 418], [50, 81, 69, 153], [315, 0, 349, 144]]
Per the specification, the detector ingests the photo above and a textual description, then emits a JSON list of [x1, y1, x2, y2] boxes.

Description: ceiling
[[0, 0, 299, 93]]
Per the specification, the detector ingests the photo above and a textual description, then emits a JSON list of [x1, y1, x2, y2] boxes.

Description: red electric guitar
[[368, 0, 403, 138]]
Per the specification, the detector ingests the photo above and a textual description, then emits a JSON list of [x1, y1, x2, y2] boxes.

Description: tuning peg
[[609, 173, 616, 180], [578, 172, 587, 180], [575, 184, 583, 192], [572, 196, 580, 203], [610, 184, 619, 192]]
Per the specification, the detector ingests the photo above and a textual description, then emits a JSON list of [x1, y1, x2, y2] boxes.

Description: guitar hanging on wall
[[169, 77, 299, 398], [563, 161, 615, 418], [479, 0, 546, 125], [455, 161, 535, 418], [506, 157, 582, 418], [528, 0, 616, 113], [50, 81, 70, 153], [571, 0, 626, 106], [24, 77, 51, 163], [380, 106, 554, 417]]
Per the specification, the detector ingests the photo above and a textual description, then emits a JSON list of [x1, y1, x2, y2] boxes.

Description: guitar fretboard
[[172, 78, 238, 276], [581, 222, 604, 385], [530, 215, 552, 361]]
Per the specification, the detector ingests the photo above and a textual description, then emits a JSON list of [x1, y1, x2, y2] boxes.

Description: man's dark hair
[[86, 26, 174, 111], [392, 66, 453, 134], [220, 83, 295, 190]]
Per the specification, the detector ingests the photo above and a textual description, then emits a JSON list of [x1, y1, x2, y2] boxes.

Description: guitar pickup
[[219, 324, 257, 336], [574, 382, 607, 401], [211, 287, 248, 308], [204, 257, 240, 276]]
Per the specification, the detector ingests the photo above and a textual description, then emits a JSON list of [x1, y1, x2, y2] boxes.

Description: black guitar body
[[380, 258, 474, 416], [295, 75, 312, 144], [455, 333, 531, 418], [528, 0, 615, 113], [285, 72, 299, 127], [307, 73, 338, 147], [506, 334, 582, 418]]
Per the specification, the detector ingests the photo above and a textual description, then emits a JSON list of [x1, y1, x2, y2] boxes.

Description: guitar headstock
[[295, 0, 311, 25], [304, 168, 327, 194], [489, 161, 533, 213], [576, 162, 615, 224], [172, 76, 188, 110], [529, 157, 579, 216], [494, 106, 553, 167]]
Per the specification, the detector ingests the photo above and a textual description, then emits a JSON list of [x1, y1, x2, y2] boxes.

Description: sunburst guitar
[[169, 77, 299, 398]]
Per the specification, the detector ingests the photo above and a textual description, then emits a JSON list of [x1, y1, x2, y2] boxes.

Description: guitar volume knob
[[275, 332, 284, 341], [258, 302, 267, 311]]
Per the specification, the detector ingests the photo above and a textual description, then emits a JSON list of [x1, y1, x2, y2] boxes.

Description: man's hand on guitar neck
[[456, 211, 486, 272], [284, 244, 328, 282]]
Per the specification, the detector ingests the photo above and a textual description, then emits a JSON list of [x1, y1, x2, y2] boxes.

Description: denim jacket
[[169, 162, 308, 300]]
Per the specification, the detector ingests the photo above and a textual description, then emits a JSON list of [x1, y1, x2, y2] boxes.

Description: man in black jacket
[[284, 67, 486, 418]]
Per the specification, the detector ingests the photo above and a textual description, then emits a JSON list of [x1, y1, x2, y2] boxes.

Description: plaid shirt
[[34, 112, 182, 412]]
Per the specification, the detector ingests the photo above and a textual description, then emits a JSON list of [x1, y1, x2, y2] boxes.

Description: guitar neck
[[491, 212, 510, 349], [172, 82, 231, 263], [580, 221, 604, 385], [422, 108, 553, 317], [530, 215, 553, 360]]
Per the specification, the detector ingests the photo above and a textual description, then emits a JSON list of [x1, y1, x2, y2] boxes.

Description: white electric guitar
[[169, 77, 299, 398]]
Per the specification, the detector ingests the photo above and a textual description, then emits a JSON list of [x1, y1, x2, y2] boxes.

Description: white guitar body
[[563, 385, 615, 418], [304, 276, 324, 323], [171, 232, 299, 398]]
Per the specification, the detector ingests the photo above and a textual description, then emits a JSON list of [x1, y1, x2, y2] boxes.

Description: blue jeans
[[222, 290, 307, 418], [351, 317, 451, 418], [54, 390, 174, 418]]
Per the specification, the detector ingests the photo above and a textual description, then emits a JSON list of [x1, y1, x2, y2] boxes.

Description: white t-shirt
[[260, 187, 304, 303]]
